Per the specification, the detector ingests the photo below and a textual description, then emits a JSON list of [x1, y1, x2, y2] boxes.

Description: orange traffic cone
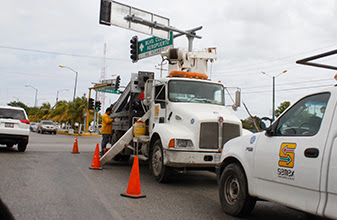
[[121, 155, 146, 198], [89, 143, 102, 170], [72, 137, 79, 154]]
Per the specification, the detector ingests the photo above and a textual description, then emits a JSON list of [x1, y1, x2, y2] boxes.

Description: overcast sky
[[1, 0, 337, 119]]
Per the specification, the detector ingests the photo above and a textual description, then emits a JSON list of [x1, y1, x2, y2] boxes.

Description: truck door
[[324, 99, 337, 219], [152, 84, 166, 124], [254, 92, 331, 214]]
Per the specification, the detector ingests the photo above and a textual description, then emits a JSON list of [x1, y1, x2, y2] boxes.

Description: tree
[[7, 94, 89, 127], [241, 116, 261, 132], [275, 101, 290, 118], [7, 101, 30, 113]]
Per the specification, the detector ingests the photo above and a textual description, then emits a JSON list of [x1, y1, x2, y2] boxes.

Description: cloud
[[1, 0, 337, 119]]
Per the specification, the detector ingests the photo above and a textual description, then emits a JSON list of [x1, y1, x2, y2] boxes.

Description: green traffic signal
[[95, 101, 101, 111]]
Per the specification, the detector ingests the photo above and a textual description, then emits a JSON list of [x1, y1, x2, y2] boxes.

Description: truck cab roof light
[[169, 71, 208, 80]]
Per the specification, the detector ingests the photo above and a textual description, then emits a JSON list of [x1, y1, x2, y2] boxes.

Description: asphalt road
[[0, 132, 326, 220]]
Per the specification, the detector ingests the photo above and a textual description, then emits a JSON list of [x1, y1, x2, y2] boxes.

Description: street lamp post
[[25, 84, 38, 108], [261, 70, 287, 121], [56, 89, 70, 103], [59, 65, 78, 129]]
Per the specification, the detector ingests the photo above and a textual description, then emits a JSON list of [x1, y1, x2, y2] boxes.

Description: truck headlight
[[169, 139, 194, 148]]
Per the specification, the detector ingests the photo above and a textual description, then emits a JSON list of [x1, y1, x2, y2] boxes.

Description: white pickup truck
[[216, 85, 337, 218]]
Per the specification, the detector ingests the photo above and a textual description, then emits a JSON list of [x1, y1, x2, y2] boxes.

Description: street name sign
[[97, 88, 120, 94], [138, 32, 173, 59]]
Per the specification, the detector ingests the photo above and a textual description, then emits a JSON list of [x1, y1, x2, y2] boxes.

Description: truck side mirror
[[232, 90, 241, 111], [260, 117, 272, 130], [143, 79, 153, 106]]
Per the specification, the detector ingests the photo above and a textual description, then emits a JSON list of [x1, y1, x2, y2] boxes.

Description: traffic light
[[95, 101, 101, 111], [130, 36, 139, 63], [115, 75, 121, 90], [88, 98, 94, 110]]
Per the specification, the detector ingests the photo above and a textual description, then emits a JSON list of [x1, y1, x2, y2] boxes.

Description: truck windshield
[[168, 80, 224, 105]]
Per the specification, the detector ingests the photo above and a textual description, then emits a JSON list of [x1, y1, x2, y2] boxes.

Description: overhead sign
[[138, 32, 173, 59], [99, 0, 170, 40], [97, 88, 120, 94]]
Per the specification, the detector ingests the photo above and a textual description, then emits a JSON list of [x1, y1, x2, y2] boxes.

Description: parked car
[[38, 120, 57, 134], [30, 122, 39, 132], [0, 106, 30, 152]]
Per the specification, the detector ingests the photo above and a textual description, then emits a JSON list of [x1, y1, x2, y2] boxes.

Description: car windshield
[[168, 80, 225, 105], [42, 121, 53, 125], [0, 109, 26, 120]]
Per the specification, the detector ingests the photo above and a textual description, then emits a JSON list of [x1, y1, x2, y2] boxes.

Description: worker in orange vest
[[101, 107, 114, 156]]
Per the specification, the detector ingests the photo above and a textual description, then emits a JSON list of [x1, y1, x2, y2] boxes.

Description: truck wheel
[[219, 163, 256, 217], [17, 143, 27, 152], [150, 139, 170, 183]]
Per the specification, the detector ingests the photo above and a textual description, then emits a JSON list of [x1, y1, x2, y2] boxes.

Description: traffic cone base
[[89, 143, 102, 170], [72, 137, 80, 154], [120, 192, 146, 199], [121, 155, 146, 199], [89, 167, 102, 170]]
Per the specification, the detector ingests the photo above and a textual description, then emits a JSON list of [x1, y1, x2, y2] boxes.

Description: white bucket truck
[[216, 84, 337, 218], [101, 47, 243, 182]]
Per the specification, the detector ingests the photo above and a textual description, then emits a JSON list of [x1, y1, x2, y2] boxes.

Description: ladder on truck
[[100, 110, 150, 166], [100, 71, 154, 166]]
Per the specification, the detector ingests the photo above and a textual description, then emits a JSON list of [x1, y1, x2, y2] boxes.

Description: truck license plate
[[5, 123, 14, 128]]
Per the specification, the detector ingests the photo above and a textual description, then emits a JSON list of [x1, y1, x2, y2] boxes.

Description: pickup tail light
[[20, 119, 30, 124]]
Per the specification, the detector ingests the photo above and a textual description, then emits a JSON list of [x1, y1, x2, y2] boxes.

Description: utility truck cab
[[146, 73, 242, 182], [100, 47, 244, 182], [216, 85, 337, 219]]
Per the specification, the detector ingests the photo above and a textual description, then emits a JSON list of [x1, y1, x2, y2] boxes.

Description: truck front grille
[[199, 122, 240, 149], [222, 123, 241, 145]]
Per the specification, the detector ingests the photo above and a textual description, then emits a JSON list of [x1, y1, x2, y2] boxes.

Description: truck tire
[[150, 139, 171, 183], [219, 163, 256, 217], [17, 143, 27, 152]]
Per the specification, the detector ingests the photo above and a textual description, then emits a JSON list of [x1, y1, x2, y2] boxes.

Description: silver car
[[38, 120, 57, 135]]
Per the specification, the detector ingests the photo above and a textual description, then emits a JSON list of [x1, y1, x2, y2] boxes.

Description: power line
[[212, 64, 300, 77], [0, 45, 129, 62], [214, 43, 337, 71], [242, 78, 333, 90], [243, 84, 334, 94], [0, 70, 51, 76]]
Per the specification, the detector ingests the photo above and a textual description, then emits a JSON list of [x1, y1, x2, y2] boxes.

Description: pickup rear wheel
[[17, 143, 27, 152], [219, 163, 256, 217], [150, 139, 171, 183]]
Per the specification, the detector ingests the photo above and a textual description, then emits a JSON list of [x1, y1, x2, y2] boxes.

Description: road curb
[[57, 131, 101, 137]]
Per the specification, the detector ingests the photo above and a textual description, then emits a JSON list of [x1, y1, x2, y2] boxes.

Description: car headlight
[[169, 139, 194, 148]]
